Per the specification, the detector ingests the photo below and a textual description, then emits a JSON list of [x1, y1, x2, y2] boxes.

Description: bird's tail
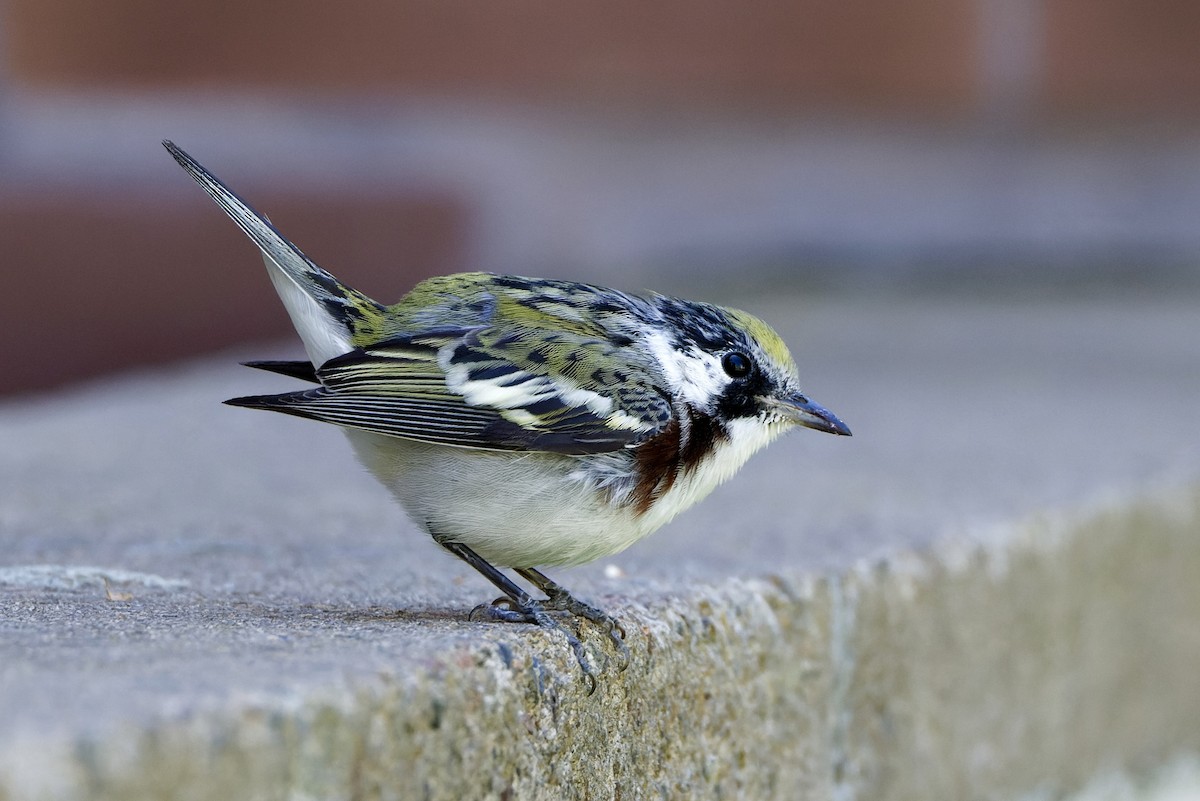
[[163, 140, 386, 367]]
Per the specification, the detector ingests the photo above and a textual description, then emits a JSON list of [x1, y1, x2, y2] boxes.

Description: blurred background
[[1, 0, 1199, 396]]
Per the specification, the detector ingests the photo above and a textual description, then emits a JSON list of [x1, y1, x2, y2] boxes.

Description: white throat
[[637, 415, 787, 533]]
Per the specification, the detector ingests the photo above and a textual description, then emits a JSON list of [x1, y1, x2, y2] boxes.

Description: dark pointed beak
[[767, 393, 852, 436]]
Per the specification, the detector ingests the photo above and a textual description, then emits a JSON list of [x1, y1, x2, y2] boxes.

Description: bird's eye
[[722, 351, 752, 379]]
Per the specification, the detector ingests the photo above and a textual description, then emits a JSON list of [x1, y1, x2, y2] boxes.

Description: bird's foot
[[540, 589, 630, 672], [470, 596, 598, 694], [514, 567, 632, 672], [469, 596, 534, 623]]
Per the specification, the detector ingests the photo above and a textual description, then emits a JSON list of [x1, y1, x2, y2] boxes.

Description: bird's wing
[[227, 327, 672, 455]]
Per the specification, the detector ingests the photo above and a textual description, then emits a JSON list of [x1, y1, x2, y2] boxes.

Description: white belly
[[343, 415, 784, 568], [344, 430, 654, 567]]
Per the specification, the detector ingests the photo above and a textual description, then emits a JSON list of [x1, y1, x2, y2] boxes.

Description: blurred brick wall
[[0, 189, 464, 395], [3, 1, 1199, 395], [7, 0, 976, 111], [1044, 0, 1200, 116], [10, 0, 1200, 115]]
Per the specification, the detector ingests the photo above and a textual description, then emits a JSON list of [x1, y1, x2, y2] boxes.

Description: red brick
[[1043, 0, 1200, 116], [7, 0, 977, 111], [0, 187, 466, 396]]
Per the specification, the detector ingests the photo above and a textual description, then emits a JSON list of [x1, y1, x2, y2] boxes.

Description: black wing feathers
[[228, 334, 641, 454], [224, 387, 627, 454]]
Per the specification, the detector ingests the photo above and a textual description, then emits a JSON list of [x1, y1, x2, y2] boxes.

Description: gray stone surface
[[1, 294, 1198, 799]]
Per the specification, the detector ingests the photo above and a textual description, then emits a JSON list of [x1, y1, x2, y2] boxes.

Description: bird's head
[[648, 298, 851, 441]]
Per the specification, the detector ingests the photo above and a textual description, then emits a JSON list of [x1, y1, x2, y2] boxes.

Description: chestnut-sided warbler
[[165, 141, 850, 685]]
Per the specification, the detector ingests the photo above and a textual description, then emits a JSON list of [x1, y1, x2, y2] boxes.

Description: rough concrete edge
[[2, 485, 1198, 801], [839, 485, 1200, 799]]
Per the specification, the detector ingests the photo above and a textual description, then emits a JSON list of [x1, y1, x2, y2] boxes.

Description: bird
[[163, 140, 851, 687]]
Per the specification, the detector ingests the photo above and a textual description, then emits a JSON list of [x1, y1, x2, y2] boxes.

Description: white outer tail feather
[[163, 141, 354, 367], [261, 253, 355, 368]]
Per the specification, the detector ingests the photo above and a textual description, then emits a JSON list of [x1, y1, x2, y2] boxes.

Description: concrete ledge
[[4, 490, 1196, 799], [1, 296, 1197, 798]]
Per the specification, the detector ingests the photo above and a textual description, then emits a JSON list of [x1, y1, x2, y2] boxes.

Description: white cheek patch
[[646, 332, 730, 409]]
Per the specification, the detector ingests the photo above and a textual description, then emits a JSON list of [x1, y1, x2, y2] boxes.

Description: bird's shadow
[[274, 599, 524, 633]]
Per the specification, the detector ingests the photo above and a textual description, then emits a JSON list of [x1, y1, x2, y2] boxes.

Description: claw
[[581, 668, 598, 696], [468, 595, 598, 691], [438, 543, 624, 690], [516, 575, 632, 676], [606, 621, 632, 672], [470, 599, 533, 624], [525, 601, 598, 693], [474, 591, 629, 682]]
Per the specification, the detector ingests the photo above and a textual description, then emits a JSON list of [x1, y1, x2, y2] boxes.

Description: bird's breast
[[628, 405, 727, 514], [338, 411, 782, 568]]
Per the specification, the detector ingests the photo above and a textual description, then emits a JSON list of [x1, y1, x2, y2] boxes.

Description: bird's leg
[[441, 542, 597, 693], [516, 567, 630, 671]]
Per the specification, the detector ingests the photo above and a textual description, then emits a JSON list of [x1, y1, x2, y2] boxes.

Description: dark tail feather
[[223, 390, 328, 427], [241, 360, 320, 383]]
